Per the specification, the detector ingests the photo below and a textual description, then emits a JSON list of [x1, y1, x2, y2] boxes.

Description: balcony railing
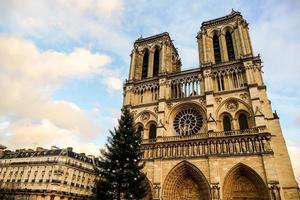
[[141, 127, 272, 160]]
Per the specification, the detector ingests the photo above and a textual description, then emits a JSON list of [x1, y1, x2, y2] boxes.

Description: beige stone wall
[[124, 11, 300, 200]]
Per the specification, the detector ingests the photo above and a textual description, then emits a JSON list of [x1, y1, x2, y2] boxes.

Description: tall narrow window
[[233, 72, 238, 88], [213, 34, 221, 63], [153, 49, 159, 77], [142, 50, 149, 79], [223, 115, 232, 131], [239, 113, 249, 130], [217, 75, 225, 91], [137, 125, 143, 137], [225, 31, 235, 61], [149, 124, 157, 139]]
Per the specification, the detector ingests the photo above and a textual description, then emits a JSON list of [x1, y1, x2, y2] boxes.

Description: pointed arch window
[[136, 125, 144, 137], [153, 49, 160, 77], [217, 75, 225, 91], [142, 50, 149, 79], [223, 115, 232, 131], [213, 34, 221, 63], [239, 113, 249, 130], [149, 124, 157, 139], [225, 31, 235, 61]]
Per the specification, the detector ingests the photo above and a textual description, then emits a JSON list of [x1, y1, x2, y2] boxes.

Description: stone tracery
[[173, 107, 204, 136]]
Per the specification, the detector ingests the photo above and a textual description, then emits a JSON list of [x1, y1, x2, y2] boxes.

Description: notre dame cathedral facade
[[123, 10, 300, 200]]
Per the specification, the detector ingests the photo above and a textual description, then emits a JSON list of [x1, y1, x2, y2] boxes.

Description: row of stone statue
[[141, 135, 272, 159]]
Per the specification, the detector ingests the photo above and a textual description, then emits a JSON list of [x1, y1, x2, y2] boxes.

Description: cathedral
[[123, 10, 300, 200]]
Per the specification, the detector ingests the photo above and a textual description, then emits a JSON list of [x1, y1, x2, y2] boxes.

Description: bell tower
[[128, 32, 181, 82], [123, 10, 300, 200]]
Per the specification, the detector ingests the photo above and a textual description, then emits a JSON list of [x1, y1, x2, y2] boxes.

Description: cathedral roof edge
[[201, 9, 242, 28], [134, 32, 171, 44]]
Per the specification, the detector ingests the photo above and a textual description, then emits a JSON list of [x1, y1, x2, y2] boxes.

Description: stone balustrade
[[141, 128, 272, 160]]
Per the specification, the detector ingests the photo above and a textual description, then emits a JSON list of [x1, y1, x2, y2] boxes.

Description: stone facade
[[123, 10, 300, 200], [0, 146, 98, 200]]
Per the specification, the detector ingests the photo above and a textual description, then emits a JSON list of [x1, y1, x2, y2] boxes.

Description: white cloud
[[0, 0, 130, 58], [250, 1, 300, 89], [0, 34, 123, 153], [4, 119, 101, 156], [104, 76, 123, 91]]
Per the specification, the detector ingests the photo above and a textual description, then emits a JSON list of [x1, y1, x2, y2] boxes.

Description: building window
[[239, 113, 249, 130], [173, 108, 204, 135], [136, 125, 143, 137], [225, 31, 235, 61], [217, 75, 225, 91], [149, 124, 157, 139], [223, 115, 232, 131], [142, 50, 149, 79], [232, 72, 238, 88], [153, 49, 159, 77], [213, 34, 221, 63]]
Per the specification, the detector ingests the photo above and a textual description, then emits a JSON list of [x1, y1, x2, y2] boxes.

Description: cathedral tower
[[123, 10, 299, 200]]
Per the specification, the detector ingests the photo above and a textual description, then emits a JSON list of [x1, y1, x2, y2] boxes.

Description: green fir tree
[[94, 108, 149, 200]]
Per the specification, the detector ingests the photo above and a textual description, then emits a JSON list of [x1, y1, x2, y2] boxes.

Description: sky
[[0, 0, 299, 183]]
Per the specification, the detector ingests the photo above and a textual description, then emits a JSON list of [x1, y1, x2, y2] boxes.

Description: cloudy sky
[[0, 0, 299, 182]]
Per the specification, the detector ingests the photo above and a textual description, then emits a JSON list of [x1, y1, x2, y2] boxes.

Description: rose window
[[173, 107, 204, 135]]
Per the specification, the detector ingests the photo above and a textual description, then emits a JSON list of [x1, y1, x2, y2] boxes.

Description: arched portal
[[162, 161, 211, 200], [223, 163, 270, 200]]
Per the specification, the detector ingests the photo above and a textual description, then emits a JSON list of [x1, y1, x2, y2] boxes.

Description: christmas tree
[[94, 107, 149, 200]]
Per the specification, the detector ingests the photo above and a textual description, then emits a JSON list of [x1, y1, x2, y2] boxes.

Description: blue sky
[[0, 0, 299, 182]]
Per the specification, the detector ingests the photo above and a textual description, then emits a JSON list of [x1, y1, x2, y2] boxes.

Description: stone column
[[129, 49, 136, 80], [220, 33, 228, 62], [211, 183, 220, 200], [202, 34, 207, 63], [148, 49, 154, 78], [269, 183, 281, 200], [238, 22, 246, 56], [159, 42, 166, 73], [153, 183, 161, 200]]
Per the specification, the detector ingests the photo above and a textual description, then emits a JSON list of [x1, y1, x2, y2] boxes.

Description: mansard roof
[[1, 147, 95, 165]]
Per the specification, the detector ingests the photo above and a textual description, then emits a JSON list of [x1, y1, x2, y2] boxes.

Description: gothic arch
[[150, 44, 162, 51], [216, 97, 253, 119], [219, 112, 233, 131], [220, 25, 234, 35], [135, 122, 144, 139], [134, 110, 158, 122], [208, 29, 221, 38], [146, 121, 157, 139], [235, 110, 253, 130], [223, 163, 270, 200], [162, 161, 211, 200]]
